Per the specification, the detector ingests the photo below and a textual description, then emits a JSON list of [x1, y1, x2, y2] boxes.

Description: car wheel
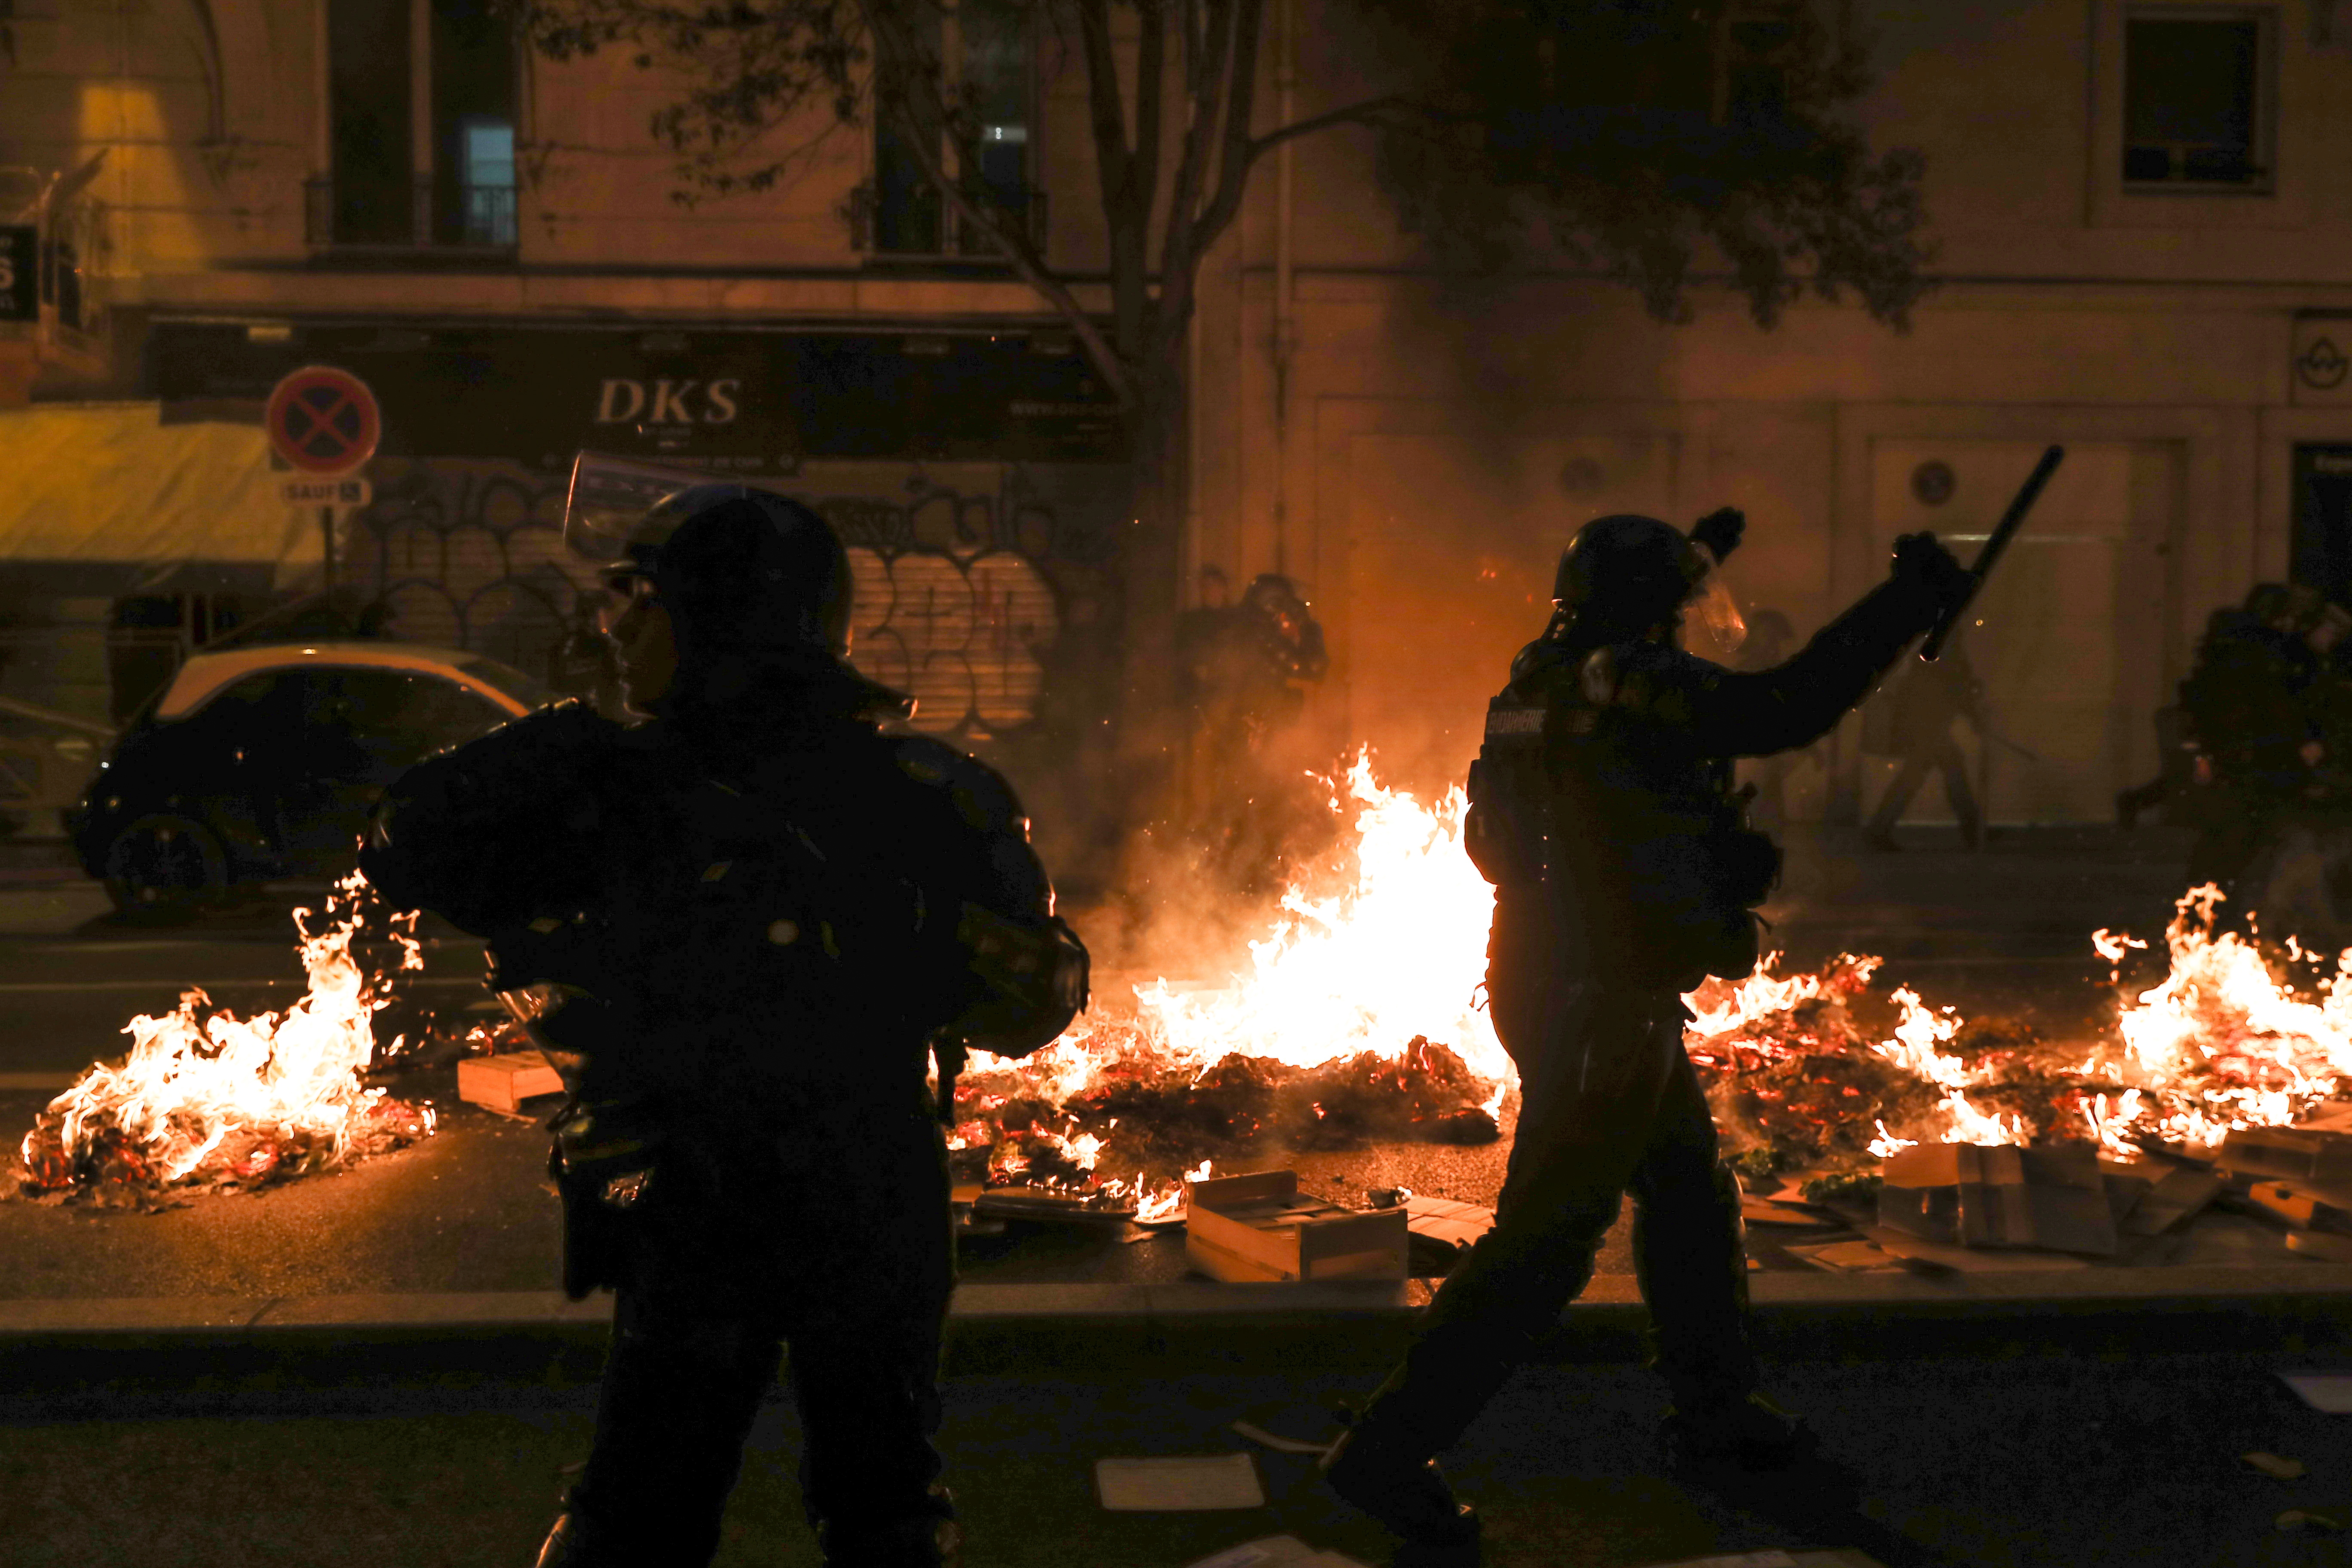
[[103, 814, 229, 919]]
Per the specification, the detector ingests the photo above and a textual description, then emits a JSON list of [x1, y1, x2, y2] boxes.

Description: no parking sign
[[266, 366, 381, 588], [266, 365, 381, 475]]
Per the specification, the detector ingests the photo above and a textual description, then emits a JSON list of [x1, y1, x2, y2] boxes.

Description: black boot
[[815, 1485, 962, 1568], [1320, 1426, 1481, 1565], [1634, 1160, 1760, 1419], [1659, 1388, 1820, 1472]]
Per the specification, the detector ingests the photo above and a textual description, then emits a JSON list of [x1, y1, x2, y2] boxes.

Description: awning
[[0, 401, 322, 592]]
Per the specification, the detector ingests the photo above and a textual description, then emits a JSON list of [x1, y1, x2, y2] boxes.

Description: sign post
[[264, 366, 382, 591]]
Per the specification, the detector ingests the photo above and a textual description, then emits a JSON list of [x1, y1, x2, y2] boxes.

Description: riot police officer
[[1320, 509, 1972, 1560], [359, 470, 1087, 1568]]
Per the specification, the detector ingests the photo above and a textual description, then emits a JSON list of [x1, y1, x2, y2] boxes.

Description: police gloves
[[1689, 507, 1746, 563], [1890, 532, 1975, 612]]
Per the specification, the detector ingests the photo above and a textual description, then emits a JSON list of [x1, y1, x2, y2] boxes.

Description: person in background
[[1863, 629, 1985, 851]]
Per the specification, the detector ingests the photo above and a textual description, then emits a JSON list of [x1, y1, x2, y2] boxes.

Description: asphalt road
[[7, 1344, 2352, 1567]]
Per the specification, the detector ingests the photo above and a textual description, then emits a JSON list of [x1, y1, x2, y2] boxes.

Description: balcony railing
[[304, 176, 519, 252], [849, 182, 1047, 260]]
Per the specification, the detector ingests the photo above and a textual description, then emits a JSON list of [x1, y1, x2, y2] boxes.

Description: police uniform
[[2180, 591, 2321, 890], [1322, 513, 1966, 1557], [361, 481, 1085, 1568]]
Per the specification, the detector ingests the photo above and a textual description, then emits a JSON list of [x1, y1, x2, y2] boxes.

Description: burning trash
[[943, 757, 1510, 1216], [955, 747, 2352, 1228], [13, 873, 437, 1208]]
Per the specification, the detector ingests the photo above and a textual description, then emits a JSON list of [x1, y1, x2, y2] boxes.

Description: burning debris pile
[[957, 751, 2352, 1219], [1688, 884, 2352, 1181], [14, 875, 437, 1209], [950, 1032, 1498, 1190], [22, 740, 2352, 1228], [943, 757, 1511, 1209]]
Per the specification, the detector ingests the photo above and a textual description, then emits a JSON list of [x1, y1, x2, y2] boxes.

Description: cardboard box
[[456, 1050, 565, 1114], [1877, 1142, 2117, 1256], [1184, 1170, 1409, 1283]]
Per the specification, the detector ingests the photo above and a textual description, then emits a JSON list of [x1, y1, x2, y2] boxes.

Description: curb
[[3, 1267, 2349, 1385]]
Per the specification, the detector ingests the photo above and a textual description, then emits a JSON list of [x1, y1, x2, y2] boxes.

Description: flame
[[15, 873, 435, 1202], [961, 759, 2352, 1210], [1127, 754, 1510, 1083], [2070, 884, 2349, 1154]]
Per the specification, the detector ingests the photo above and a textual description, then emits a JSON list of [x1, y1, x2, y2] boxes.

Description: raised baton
[[1920, 443, 2065, 662]]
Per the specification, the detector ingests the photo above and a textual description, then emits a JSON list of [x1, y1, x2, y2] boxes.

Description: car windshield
[[458, 656, 554, 710]]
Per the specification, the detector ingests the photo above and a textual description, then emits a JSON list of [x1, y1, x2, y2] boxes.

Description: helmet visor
[[561, 451, 716, 566], [1681, 541, 1747, 660]]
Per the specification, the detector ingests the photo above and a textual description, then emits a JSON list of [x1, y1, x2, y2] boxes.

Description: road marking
[[0, 976, 487, 994]]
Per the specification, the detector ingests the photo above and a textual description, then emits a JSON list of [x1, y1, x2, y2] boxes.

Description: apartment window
[[2122, 8, 2273, 190], [319, 0, 517, 248], [869, 0, 1036, 257]]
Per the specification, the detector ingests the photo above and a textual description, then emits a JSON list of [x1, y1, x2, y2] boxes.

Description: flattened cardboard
[[2279, 1372, 2352, 1413], [2123, 1167, 2224, 1236], [1786, 1240, 1906, 1274], [2285, 1229, 2352, 1265], [2217, 1126, 2352, 1186], [1742, 1195, 1845, 1230], [1095, 1453, 1265, 1511], [1403, 1194, 1495, 1250], [1180, 1539, 1371, 1568], [1861, 1225, 2092, 1273]]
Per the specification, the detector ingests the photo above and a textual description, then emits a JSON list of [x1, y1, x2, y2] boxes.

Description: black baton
[[1920, 443, 2065, 662]]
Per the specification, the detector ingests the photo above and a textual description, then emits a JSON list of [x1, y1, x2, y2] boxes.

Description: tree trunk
[[1115, 360, 1191, 832]]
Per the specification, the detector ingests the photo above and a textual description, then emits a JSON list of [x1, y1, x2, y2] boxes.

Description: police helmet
[[564, 454, 852, 657], [1554, 511, 1707, 628]]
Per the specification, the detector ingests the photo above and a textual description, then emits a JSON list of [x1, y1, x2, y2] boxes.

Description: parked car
[[71, 642, 551, 915]]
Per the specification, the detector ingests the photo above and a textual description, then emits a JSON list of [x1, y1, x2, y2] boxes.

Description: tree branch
[[1075, 0, 1138, 233], [1247, 93, 1415, 165], [1155, 0, 1237, 319], [1178, 0, 1265, 294], [1130, 0, 1169, 239]]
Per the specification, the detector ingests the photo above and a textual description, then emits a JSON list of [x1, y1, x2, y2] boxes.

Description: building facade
[[3, 0, 2350, 845]]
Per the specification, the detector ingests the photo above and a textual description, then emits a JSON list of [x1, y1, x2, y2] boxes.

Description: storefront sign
[[151, 323, 1128, 467]]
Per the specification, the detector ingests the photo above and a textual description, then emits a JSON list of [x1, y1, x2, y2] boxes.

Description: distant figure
[[1864, 632, 1984, 851], [1176, 571, 1331, 894], [2180, 583, 2323, 888]]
